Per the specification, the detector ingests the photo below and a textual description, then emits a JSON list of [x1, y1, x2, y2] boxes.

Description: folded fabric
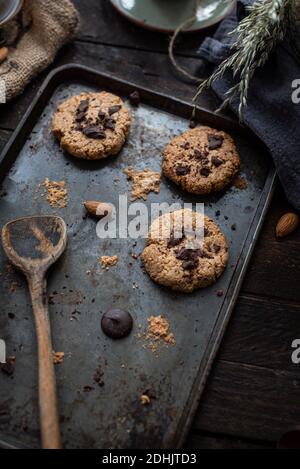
[[198, 0, 300, 210], [0, 0, 79, 101]]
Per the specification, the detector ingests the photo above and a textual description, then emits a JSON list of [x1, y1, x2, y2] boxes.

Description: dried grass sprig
[[194, 0, 294, 121]]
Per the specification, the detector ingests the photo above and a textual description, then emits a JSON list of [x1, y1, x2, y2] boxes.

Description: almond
[[0, 47, 8, 64], [84, 201, 112, 219], [276, 212, 299, 238]]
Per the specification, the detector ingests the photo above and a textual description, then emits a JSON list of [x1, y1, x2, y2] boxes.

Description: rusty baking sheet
[[0, 65, 276, 449]]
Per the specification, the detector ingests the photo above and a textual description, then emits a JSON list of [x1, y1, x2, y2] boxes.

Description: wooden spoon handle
[[28, 274, 62, 449]]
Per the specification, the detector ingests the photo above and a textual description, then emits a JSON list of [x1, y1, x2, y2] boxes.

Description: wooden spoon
[[1, 216, 67, 449]]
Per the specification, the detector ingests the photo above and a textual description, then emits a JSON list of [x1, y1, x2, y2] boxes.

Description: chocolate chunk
[[82, 125, 106, 139], [108, 105, 121, 115], [208, 134, 224, 150], [212, 156, 224, 167], [189, 120, 196, 129], [204, 227, 210, 237], [77, 99, 89, 114], [176, 165, 190, 176], [101, 309, 133, 339], [75, 111, 87, 123], [167, 235, 184, 248], [104, 118, 116, 130], [181, 142, 190, 150], [200, 167, 210, 177], [129, 90, 140, 106], [175, 248, 202, 261], [194, 148, 208, 160], [98, 111, 106, 120], [182, 259, 199, 270]]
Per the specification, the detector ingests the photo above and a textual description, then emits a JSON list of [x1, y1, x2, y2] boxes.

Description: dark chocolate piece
[[75, 111, 87, 123], [175, 248, 202, 261], [101, 309, 133, 339], [167, 235, 184, 248], [104, 118, 116, 130], [129, 91, 140, 106], [82, 125, 106, 139], [108, 105, 121, 115], [208, 134, 224, 150], [98, 111, 106, 120], [176, 165, 190, 176], [194, 148, 208, 160], [77, 99, 89, 114], [182, 259, 199, 270], [212, 156, 224, 167], [200, 167, 210, 177]]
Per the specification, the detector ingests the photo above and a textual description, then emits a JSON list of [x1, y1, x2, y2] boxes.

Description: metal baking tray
[[0, 64, 276, 449]]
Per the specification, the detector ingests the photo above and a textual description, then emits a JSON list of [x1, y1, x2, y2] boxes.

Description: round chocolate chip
[[200, 167, 210, 177], [176, 165, 190, 176], [101, 309, 133, 339], [212, 156, 224, 167]]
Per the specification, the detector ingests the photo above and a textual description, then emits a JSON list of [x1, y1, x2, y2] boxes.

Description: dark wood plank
[[220, 294, 300, 371], [186, 431, 274, 449], [241, 186, 300, 302], [74, 0, 216, 57], [194, 360, 300, 442]]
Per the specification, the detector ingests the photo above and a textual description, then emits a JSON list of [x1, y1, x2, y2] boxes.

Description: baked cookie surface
[[162, 126, 240, 195], [52, 92, 131, 160], [141, 209, 228, 293]]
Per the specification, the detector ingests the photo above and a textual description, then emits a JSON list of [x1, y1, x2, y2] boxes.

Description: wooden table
[[1, 0, 299, 449]]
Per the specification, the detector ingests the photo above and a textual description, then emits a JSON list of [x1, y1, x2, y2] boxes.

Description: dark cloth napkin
[[198, 0, 300, 210]]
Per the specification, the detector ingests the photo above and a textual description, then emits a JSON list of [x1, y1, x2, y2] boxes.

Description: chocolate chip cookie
[[141, 209, 228, 293], [52, 92, 131, 160], [162, 127, 240, 195]]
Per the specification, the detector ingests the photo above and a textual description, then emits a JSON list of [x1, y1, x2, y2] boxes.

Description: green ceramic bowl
[[0, 0, 23, 27], [110, 0, 235, 33]]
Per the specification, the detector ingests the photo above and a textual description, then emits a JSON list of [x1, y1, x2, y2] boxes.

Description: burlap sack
[[0, 0, 79, 101]]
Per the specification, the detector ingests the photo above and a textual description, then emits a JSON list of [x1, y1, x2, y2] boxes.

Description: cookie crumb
[[42, 178, 68, 208], [232, 174, 248, 190], [53, 352, 65, 365], [124, 167, 161, 201], [100, 255, 119, 270], [217, 290, 224, 297], [145, 315, 175, 353], [93, 366, 105, 387]]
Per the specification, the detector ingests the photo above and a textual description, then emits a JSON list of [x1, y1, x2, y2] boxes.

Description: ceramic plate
[[0, 0, 23, 27], [110, 0, 235, 33]]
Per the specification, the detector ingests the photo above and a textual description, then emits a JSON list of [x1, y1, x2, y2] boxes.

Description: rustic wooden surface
[[1, 0, 299, 449]]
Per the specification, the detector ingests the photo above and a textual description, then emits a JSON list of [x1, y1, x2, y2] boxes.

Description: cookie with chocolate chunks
[[162, 126, 240, 195], [52, 91, 131, 160], [141, 209, 228, 293]]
